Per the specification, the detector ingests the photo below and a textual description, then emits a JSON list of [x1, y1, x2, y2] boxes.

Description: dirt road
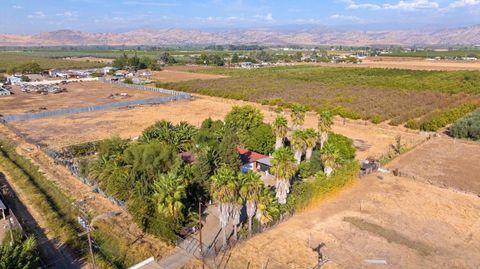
[[0, 172, 83, 268]]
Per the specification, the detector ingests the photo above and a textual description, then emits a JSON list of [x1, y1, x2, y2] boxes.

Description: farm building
[[6, 75, 22, 85], [238, 147, 271, 173], [0, 87, 11, 96]]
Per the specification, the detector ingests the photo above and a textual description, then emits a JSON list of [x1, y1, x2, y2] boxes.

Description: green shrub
[[450, 109, 480, 140], [419, 103, 478, 131], [405, 119, 420, 129], [331, 106, 361, 120], [371, 115, 383, 124]]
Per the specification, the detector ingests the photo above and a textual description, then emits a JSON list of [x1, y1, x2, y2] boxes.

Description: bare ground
[[151, 70, 228, 83], [314, 57, 480, 71], [0, 81, 167, 115], [386, 137, 480, 196], [9, 94, 424, 160], [203, 173, 480, 269]]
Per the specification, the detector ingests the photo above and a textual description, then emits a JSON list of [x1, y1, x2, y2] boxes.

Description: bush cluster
[[450, 109, 480, 140], [418, 103, 478, 131]]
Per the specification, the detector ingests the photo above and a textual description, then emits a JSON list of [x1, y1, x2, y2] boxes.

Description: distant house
[[240, 62, 253, 68], [0, 87, 11, 96], [103, 66, 114, 75], [6, 75, 22, 85], [238, 147, 271, 173]]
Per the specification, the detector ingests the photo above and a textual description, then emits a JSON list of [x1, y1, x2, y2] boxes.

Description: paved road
[[157, 206, 231, 269]]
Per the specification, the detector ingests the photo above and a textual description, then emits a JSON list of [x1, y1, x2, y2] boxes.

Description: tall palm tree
[[273, 115, 288, 149], [291, 130, 306, 164], [210, 166, 237, 248], [321, 143, 340, 177], [239, 172, 264, 236], [153, 173, 186, 219], [318, 111, 333, 149], [270, 147, 297, 204], [304, 128, 318, 161], [255, 188, 280, 227], [290, 103, 307, 130]]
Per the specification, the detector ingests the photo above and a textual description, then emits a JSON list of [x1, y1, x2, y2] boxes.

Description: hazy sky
[[1, 0, 479, 34]]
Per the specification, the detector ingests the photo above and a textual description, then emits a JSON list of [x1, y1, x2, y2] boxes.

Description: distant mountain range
[[1, 25, 480, 46]]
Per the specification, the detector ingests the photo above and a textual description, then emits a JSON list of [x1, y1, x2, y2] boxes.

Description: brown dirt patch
[[361, 56, 480, 71], [0, 81, 167, 115], [151, 70, 227, 83], [207, 174, 480, 268], [387, 137, 480, 195]]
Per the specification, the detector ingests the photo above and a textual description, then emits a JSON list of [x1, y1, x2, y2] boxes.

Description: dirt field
[[205, 173, 480, 269], [151, 70, 228, 83], [387, 137, 480, 195], [360, 56, 480, 71], [63, 57, 114, 64], [0, 81, 167, 115], [9, 94, 423, 159]]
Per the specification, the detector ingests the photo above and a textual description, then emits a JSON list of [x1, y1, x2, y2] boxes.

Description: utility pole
[[199, 201, 205, 269]]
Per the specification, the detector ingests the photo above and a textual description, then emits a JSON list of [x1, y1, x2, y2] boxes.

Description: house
[[0, 87, 11, 96], [6, 75, 22, 85], [240, 62, 253, 68], [103, 66, 114, 75], [237, 147, 271, 174]]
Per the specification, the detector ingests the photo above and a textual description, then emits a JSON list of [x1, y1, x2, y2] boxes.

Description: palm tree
[[255, 188, 280, 227], [291, 130, 306, 164], [270, 148, 297, 204], [321, 143, 340, 177], [239, 172, 264, 236], [210, 166, 237, 248], [153, 173, 186, 219], [304, 128, 318, 161], [273, 115, 288, 149], [290, 103, 307, 130], [318, 111, 333, 149]]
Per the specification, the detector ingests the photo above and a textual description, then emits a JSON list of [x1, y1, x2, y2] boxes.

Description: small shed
[[238, 147, 271, 173]]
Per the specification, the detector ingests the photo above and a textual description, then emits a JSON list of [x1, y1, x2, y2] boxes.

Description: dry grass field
[[387, 137, 480, 195], [360, 56, 480, 71], [9, 94, 423, 160], [151, 69, 228, 83], [206, 173, 480, 269], [0, 81, 167, 115]]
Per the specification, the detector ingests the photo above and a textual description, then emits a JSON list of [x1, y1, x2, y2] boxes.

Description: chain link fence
[[0, 79, 191, 123]]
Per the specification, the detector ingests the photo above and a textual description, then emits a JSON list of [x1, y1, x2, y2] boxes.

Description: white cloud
[[27, 11, 46, 19], [56, 11, 78, 17], [122, 1, 176, 7], [12, 5, 23, 9], [344, 0, 440, 11], [449, 0, 480, 8], [329, 14, 365, 22], [255, 13, 274, 22]]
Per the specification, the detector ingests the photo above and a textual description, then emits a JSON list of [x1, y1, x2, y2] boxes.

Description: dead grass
[[0, 81, 167, 115], [150, 70, 228, 83]]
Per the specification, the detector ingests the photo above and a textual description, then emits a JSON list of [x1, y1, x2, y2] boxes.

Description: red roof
[[237, 147, 267, 164]]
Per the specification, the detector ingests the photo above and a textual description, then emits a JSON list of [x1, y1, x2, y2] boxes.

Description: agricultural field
[[360, 56, 480, 71], [386, 49, 480, 58], [150, 70, 228, 83], [9, 94, 423, 161], [160, 65, 480, 127], [0, 81, 168, 115], [0, 52, 105, 72]]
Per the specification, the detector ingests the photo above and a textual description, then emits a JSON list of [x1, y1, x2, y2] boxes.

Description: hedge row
[[406, 103, 478, 131], [286, 160, 360, 211]]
